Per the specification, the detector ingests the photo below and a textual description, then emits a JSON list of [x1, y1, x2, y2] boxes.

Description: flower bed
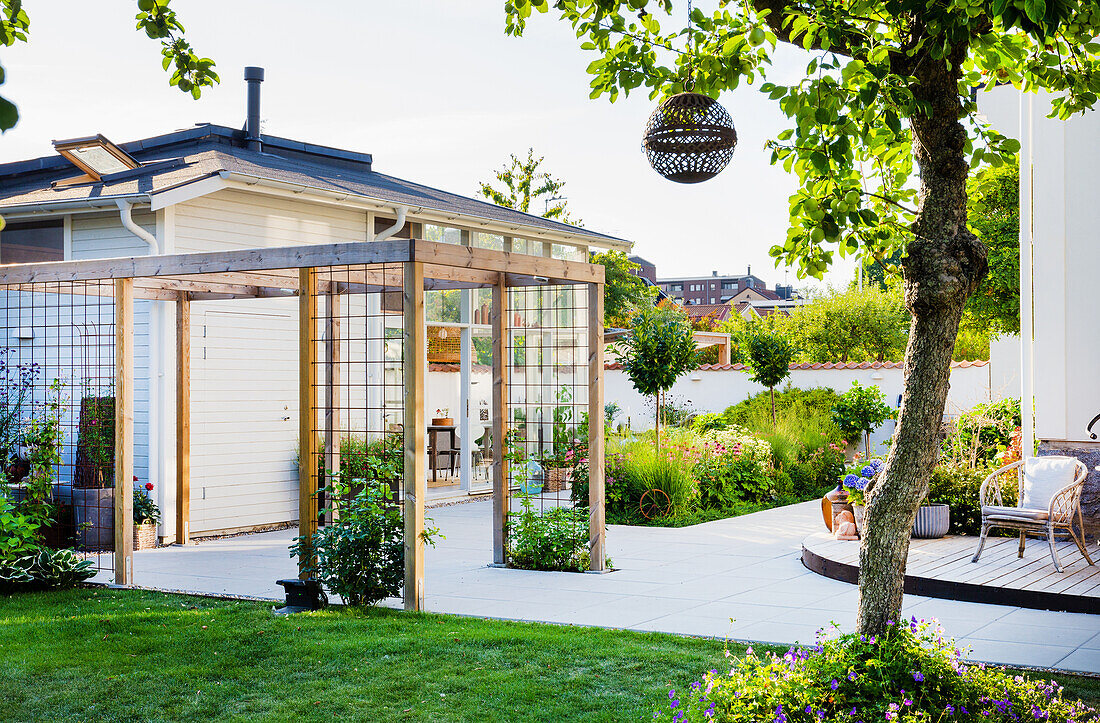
[[575, 424, 844, 527], [655, 618, 1099, 722]]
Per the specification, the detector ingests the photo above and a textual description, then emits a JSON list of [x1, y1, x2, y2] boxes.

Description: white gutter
[[0, 194, 147, 218], [116, 199, 161, 254], [374, 205, 408, 242]]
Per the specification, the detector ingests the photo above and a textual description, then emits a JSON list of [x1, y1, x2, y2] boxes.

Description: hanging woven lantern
[[642, 92, 738, 184]]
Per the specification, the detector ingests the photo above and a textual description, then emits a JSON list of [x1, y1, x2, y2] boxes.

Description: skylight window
[[52, 134, 140, 181]]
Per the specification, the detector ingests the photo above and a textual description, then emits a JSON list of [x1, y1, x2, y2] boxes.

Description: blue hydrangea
[[869, 459, 883, 470], [858, 477, 872, 488], [860, 465, 876, 478], [843, 473, 860, 487]]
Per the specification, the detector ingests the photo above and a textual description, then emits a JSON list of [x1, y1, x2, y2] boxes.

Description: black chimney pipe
[[244, 66, 265, 151]]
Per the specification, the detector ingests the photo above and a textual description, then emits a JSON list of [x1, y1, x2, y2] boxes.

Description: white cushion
[[983, 505, 1048, 521], [1021, 456, 1078, 510]]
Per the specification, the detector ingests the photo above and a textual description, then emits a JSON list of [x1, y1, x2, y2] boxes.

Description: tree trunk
[[654, 391, 661, 452], [864, 430, 870, 461], [770, 387, 777, 427], [855, 48, 988, 636]]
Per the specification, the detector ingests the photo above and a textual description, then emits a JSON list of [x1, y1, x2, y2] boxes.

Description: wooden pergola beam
[[298, 268, 319, 579], [403, 261, 427, 611], [0, 239, 604, 286], [176, 294, 191, 545], [491, 272, 509, 566], [114, 279, 135, 584], [587, 282, 606, 572]]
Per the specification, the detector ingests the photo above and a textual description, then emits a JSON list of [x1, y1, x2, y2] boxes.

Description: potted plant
[[432, 407, 454, 426], [132, 479, 160, 550], [73, 394, 114, 551], [839, 459, 881, 535]]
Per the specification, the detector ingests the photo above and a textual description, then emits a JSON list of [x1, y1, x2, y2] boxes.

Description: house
[[0, 68, 629, 542], [658, 267, 800, 307]]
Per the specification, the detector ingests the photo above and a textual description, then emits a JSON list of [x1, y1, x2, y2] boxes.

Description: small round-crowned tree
[[617, 304, 699, 450], [832, 381, 895, 460], [743, 329, 795, 426]]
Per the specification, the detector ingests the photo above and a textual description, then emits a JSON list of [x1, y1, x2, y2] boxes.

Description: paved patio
[[119, 500, 1100, 674]]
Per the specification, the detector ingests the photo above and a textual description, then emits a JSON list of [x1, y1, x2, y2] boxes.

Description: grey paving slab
[[1056, 648, 1100, 674], [128, 498, 1099, 673]]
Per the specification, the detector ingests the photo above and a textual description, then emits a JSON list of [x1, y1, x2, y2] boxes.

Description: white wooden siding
[[174, 192, 367, 532], [187, 300, 299, 533], [71, 212, 155, 486], [174, 189, 367, 253]]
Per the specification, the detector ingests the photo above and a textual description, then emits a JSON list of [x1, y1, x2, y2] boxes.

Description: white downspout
[[374, 205, 408, 242], [116, 198, 168, 537], [116, 199, 161, 254]]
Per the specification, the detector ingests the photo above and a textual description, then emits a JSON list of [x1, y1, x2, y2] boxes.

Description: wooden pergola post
[[298, 268, 319, 578], [175, 293, 191, 545], [403, 261, 427, 611], [491, 273, 509, 565], [587, 281, 606, 572], [324, 290, 342, 507], [114, 278, 135, 584]]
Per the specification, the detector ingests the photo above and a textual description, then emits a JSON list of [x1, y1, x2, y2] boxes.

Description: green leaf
[[0, 96, 17, 131]]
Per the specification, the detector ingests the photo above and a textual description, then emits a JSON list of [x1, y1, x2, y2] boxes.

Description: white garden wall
[[603, 362, 993, 456]]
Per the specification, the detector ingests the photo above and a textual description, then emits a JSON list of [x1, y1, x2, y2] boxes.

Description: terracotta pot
[[432, 417, 454, 427], [821, 485, 849, 531]]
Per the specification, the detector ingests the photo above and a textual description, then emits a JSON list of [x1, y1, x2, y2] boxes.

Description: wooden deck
[[802, 532, 1100, 614]]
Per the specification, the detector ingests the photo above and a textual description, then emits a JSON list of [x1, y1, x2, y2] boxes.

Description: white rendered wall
[[988, 335, 1020, 403], [604, 364, 992, 456]]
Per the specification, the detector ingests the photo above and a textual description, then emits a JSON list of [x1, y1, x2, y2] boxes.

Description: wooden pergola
[[0, 239, 607, 610]]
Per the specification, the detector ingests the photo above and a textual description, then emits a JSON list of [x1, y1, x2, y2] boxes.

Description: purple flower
[[913, 671, 924, 682], [830, 679, 839, 690]]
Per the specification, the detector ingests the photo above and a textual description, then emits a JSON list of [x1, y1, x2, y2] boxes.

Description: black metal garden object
[[274, 578, 328, 614], [642, 92, 738, 184]]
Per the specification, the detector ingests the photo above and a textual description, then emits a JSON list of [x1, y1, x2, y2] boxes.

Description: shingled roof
[[0, 124, 628, 249]]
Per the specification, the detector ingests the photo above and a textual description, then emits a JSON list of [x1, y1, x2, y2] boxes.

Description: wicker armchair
[[971, 456, 1094, 573]]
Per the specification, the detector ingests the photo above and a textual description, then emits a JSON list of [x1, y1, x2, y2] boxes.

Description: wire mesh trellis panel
[[0, 279, 123, 574], [505, 282, 590, 569], [308, 263, 406, 534]]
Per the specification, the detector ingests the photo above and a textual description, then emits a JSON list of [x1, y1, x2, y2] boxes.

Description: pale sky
[[0, 0, 855, 288]]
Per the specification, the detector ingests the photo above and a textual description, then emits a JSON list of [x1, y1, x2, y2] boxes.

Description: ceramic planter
[[852, 503, 865, 535], [912, 503, 950, 539]]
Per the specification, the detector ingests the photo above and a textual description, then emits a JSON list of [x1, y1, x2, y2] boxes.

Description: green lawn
[[0, 588, 732, 722], [1, 589, 1097, 722]]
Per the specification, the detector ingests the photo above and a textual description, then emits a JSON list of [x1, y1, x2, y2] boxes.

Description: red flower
[[145, 482, 154, 491], [133, 475, 139, 482]]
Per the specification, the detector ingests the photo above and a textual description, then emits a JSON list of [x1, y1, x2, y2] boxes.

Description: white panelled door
[[189, 298, 300, 534]]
